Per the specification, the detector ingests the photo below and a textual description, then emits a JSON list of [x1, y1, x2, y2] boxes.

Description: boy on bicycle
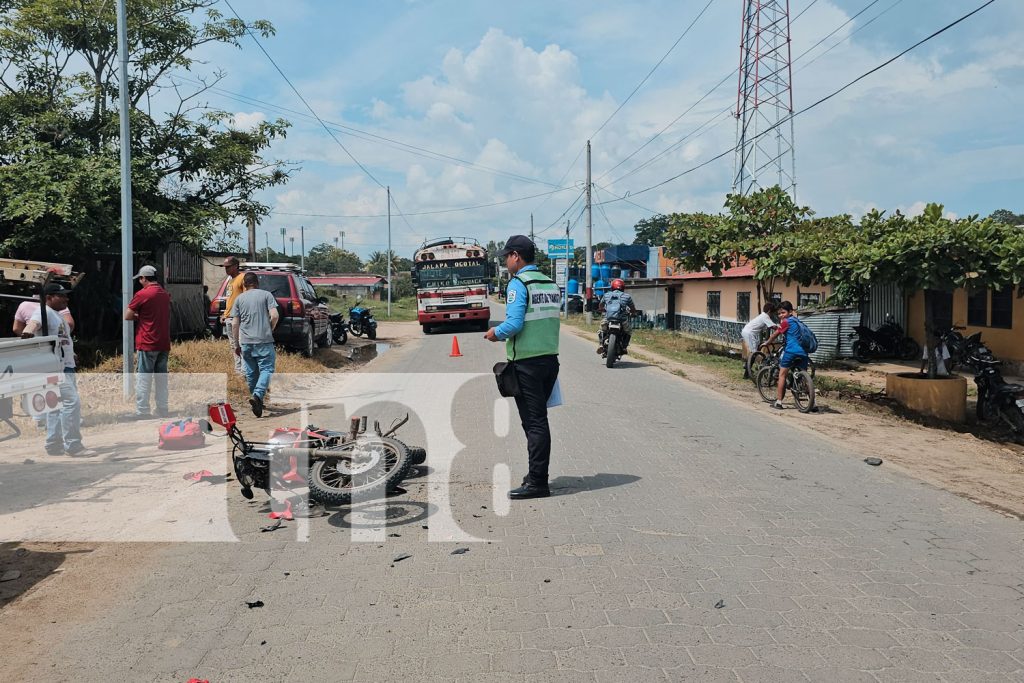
[[763, 300, 808, 410]]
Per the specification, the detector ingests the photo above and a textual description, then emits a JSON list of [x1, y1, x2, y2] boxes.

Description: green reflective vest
[[507, 269, 561, 360]]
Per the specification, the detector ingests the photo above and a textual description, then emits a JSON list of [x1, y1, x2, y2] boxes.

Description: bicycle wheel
[[748, 351, 767, 381], [756, 366, 777, 403], [792, 370, 816, 413]]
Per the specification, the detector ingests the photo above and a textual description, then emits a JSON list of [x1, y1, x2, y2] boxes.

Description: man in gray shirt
[[229, 272, 280, 417]]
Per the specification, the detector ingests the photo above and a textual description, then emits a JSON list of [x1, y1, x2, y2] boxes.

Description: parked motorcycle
[[966, 346, 1024, 440], [852, 315, 920, 362], [599, 321, 628, 368], [349, 306, 378, 340], [328, 312, 349, 345], [201, 402, 426, 505], [936, 327, 982, 373]]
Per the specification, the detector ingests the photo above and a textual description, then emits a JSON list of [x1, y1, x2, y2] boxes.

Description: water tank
[[590, 264, 600, 281], [594, 279, 606, 297], [567, 279, 579, 295], [600, 264, 612, 282]]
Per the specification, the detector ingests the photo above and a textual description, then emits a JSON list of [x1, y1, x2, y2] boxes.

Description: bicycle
[[755, 351, 816, 413], [749, 341, 815, 382]]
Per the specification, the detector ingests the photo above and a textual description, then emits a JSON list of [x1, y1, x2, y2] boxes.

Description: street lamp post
[[116, 0, 134, 399]]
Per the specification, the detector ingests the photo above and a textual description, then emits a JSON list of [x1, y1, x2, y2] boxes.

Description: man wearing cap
[[221, 256, 245, 374], [22, 284, 91, 456], [485, 235, 561, 500], [124, 265, 171, 418]]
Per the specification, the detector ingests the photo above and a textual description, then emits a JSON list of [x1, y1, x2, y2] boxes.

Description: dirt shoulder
[[566, 324, 1024, 520]]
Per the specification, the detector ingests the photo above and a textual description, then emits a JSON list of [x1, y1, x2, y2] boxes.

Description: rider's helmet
[[610, 278, 625, 291]]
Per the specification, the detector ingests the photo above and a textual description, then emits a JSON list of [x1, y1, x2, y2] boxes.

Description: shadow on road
[[0, 543, 90, 609], [549, 473, 641, 496], [327, 500, 434, 529]]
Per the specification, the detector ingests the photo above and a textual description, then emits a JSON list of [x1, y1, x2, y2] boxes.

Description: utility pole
[[333, 236, 338, 248], [530, 213, 534, 244], [300, 225, 305, 271], [585, 140, 593, 324], [116, 0, 134, 399], [280, 227, 286, 256], [289, 236, 295, 257], [341, 230, 345, 251], [265, 232, 270, 262], [246, 212, 257, 261], [386, 186, 392, 318]]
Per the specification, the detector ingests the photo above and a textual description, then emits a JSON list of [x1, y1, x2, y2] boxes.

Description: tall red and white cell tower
[[733, 0, 797, 198]]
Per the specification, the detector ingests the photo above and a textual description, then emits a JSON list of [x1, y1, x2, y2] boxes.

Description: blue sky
[[190, 0, 1024, 259]]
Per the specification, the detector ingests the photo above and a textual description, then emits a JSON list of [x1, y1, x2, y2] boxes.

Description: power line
[[796, 0, 908, 73], [170, 74, 560, 189], [596, 0, 825, 186], [272, 186, 576, 218], [535, 189, 587, 237], [592, 182, 660, 215], [598, 0, 909, 189], [599, 0, 996, 204], [589, 0, 719, 141], [591, 186, 627, 243], [221, 0, 387, 190]]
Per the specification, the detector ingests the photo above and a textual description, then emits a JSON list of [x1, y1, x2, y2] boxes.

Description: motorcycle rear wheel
[[605, 332, 618, 368], [308, 437, 411, 506]]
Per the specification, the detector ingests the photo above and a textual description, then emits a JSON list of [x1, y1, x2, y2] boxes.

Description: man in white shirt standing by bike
[[741, 302, 778, 380]]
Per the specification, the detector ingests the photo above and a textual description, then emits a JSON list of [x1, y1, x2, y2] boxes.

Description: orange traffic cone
[[450, 336, 463, 358]]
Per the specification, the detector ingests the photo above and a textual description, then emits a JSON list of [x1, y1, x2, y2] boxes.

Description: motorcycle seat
[[995, 383, 1024, 395]]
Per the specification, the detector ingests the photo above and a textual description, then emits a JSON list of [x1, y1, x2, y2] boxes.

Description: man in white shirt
[[741, 302, 778, 379], [22, 283, 91, 456]]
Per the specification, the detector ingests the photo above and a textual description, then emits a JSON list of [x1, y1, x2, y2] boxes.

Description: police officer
[[485, 235, 561, 499]]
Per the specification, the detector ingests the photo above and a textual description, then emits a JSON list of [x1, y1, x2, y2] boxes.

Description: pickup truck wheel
[[422, 325, 432, 334]]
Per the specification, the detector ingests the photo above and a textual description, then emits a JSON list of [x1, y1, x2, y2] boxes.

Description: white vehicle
[[0, 258, 80, 441]]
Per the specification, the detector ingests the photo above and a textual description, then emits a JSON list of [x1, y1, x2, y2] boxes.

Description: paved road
[[8, 309, 1024, 681]]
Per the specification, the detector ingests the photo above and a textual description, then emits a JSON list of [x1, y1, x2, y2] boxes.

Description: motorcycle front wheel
[[308, 437, 411, 506], [368, 327, 377, 340]]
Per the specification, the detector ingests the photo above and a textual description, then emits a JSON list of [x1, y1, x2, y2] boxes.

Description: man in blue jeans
[[22, 284, 93, 456], [229, 272, 279, 417], [125, 265, 171, 418]]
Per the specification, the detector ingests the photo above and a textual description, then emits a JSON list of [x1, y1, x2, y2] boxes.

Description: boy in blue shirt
[[763, 300, 808, 410]]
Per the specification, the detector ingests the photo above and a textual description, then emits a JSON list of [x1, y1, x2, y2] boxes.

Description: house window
[[967, 288, 988, 327], [736, 292, 751, 323], [991, 288, 1013, 329], [798, 292, 821, 308], [707, 291, 721, 319]]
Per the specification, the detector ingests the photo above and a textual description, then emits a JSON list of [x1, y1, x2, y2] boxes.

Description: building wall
[[671, 277, 832, 346], [907, 288, 1024, 363]]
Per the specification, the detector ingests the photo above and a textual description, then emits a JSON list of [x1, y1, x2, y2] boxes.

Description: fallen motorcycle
[[201, 402, 426, 505]]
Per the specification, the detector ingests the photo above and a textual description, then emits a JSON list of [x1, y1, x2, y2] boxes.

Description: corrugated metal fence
[[862, 282, 906, 330], [802, 309, 862, 362]]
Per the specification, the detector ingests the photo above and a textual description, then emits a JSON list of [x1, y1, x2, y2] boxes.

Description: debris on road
[[260, 520, 283, 533], [268, 500, 294, 520], [393, 553, 412, 563], [245, 600, 264, 609], [451, 548, 469, 555], [714, 599, 726, 609], [864, 457, 883, 466]]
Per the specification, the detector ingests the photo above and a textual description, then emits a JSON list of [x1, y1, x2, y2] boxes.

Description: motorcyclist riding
[[597, 279, 636, 357]]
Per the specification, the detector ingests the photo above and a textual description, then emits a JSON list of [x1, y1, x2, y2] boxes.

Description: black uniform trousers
[[512, 354, 560, 487]]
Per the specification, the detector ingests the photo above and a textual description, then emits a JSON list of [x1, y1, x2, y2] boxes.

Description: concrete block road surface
[[3, 303, 1024, 681]]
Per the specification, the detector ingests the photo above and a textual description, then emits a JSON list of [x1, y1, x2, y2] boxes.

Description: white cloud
[[229, 111, 266, 129]]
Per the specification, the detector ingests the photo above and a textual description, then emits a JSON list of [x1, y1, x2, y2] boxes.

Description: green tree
[[305, 242, 362, 274], [633, 214, 670, 246], [0, 0, 292, 262], [989, 209, 1024, 226], [365, 250, 403, 276]]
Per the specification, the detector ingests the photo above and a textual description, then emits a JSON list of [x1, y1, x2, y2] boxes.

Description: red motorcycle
[[201, 403, 426, 505]]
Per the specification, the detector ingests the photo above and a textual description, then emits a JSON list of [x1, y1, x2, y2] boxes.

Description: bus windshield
[[415, 259, 487, 288]]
